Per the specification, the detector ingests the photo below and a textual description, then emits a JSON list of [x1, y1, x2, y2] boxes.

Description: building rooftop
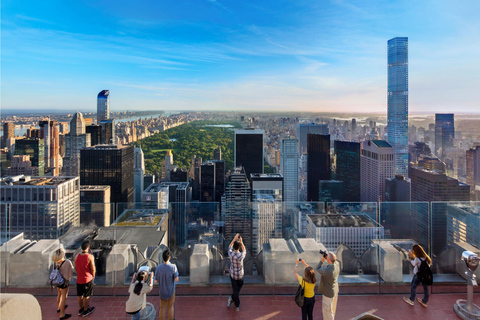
[[250, 173, 283, 178], [307, 214, 380, 228], [235, 128, 264, 134], [80, 185, 111, 191], [372, 140, 393, 148], [1, 175, 77, 186]]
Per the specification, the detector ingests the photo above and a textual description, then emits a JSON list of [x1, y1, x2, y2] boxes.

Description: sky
[[1, 0, 480, 113]]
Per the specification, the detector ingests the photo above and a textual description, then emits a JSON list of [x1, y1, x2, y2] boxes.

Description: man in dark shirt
[[227, 234, 246, 312]]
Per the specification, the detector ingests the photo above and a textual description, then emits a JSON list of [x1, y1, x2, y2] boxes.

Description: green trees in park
[[133, 120, 241, 174]]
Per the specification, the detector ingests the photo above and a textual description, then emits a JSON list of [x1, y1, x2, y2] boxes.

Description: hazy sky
[[2, 0, 479, 113]]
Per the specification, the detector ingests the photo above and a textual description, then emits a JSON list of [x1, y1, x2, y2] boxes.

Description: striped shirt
[[228, 247, 246, 280]]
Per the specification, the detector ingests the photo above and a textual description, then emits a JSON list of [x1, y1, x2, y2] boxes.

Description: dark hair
[[133, 271, 147, 296], [81, 241, 90, 251], [162, 248, 171, 262], [412, 244, 431, 265], [233, 241, 240, 251], [304, 266, 316, 284]]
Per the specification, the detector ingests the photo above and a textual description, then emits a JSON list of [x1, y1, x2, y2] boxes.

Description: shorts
[[77, 280, 94, 297], [58, 281, 69, 289]]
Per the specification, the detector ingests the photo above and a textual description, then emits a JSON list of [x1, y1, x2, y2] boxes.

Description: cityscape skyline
[[2, 0, 480, 113]]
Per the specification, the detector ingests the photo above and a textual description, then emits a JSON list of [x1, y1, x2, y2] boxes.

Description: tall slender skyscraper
[[435, 113, 455, 158], [280, 138, 299, 203], [97, 90, 110, 124], [307, 134, 331, 201], [63, 112, 91, 176], [235, 129, 264, 179], [387, 37, 409, 176], [39, 118, 60, 176], [133, 147, 145, 203]]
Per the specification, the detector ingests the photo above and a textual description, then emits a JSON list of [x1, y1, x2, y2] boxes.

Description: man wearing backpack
[[403, 244, 432, 308], [75, 241, 96, 317]]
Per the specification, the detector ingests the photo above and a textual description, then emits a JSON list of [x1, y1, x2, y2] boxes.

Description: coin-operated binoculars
[[454, 251, 480, 320]]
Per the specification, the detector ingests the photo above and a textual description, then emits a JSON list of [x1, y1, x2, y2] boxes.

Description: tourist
[[126, 270, 154, 320], [403, 244, 432, 307], [74, 241, 96, 317], [227, 233, 246, 312], [155, 248, 179, 320], [52, 248, 73, 320], [317, 251, 340, 320], [294, 258, 317, 320]]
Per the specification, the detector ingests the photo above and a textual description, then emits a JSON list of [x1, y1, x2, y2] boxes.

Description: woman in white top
[[126, 270, 154, 320], [403, 244, 431, 307]]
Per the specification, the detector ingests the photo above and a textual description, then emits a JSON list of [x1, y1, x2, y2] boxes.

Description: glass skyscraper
[[97, 90, 110, 124], [334, 140, 360, 202], [435, 113, 455, 158], [387, 37, 409, 176]]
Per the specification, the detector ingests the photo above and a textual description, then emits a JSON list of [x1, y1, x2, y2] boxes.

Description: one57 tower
[[387, 37, 408, 177]]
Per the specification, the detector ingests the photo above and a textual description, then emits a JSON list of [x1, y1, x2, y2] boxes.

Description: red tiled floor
[[36, 292, 479, 320]]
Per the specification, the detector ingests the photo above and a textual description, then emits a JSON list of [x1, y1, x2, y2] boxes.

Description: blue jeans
[[130, 310, 141, 320], [410, 275, 429, 303]]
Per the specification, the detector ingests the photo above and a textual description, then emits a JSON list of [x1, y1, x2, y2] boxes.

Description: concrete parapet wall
[[0, 293, 42, 320], [106, 244, 133, 285], [263, 238, 324, 285], [190, 244, 210, 286], [372, 240, 415, 283]]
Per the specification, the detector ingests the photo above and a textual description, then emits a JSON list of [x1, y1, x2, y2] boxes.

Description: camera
[[319, 250, 328, 258]]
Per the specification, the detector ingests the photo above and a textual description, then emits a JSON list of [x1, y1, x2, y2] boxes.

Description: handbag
[[295, 279, 305, 307]]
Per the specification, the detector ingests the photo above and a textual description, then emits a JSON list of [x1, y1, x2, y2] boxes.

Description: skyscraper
[[165, 150, 174, 181], [360, 140, 395, 202], [307, 134, 330, 201], [80, 144, 134, 204], [296, 123, 329, 155], [280, 138, 299, 203], [86, 125, 102, 146], [200, 160, 225, 203], [334, 140, 361, 202], [234, 129, 264, 179], [213, 146, 222, 161], [39, 119, 60, 176], [97, 90, 110, 124], [387, 37, 409, 176], [3, 122, 15, 147], [100, 119, 116, 144], [250, 173, 283, 255], [466, 146, 480, 192], [63, 112, 91, 176], [435, 113, 455, 158], [385, 175, 411, 201], [133, 147, 145, 203], [223, 167, 251, 251]]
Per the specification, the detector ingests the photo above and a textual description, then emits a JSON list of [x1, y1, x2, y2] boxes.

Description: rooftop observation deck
[[29, 290, 480, 320]]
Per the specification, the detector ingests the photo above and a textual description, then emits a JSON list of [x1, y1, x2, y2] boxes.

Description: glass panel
[[378, 202, 429, 294], [431, 201, 480, 292]]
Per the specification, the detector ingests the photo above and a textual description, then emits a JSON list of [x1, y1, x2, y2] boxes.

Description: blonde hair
[[52, 248, 65, 263]]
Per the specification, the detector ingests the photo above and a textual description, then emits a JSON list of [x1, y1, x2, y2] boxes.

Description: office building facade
[[63, 112, 91, 176], [39, 119, 60, 176], [80, 144, 134, 204], [296, 123, 329, 155], [387, 37, 409, 176], [3, 122, 15, 147], [234, 129, 264, 179], [334, 140, 361, 201], [385, 175, 411, 201], [466, 146, 480, 192], [133, 147, 145, 203], [360, 140, 395, 202], [223, 167, 251, 252], [80, 185, 111, 227], [0, 176, 80, 240], [280, 138, 299, 203], [307, 134, 330, 201], [435, 113, 455, 158], [14, 138, 45, 176]]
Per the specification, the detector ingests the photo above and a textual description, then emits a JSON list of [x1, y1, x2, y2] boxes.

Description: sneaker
[[227, 296, 233, 308], [235, 307, 239, 312], [403, 297, 414, 306], [82, 307, 95, 318], [78, 308, 84, 316], [417, 298, 428, 308], [59, 314, 71, 320]]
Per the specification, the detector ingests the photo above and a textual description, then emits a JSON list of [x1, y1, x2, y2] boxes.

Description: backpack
[[49, 260, 66, 287], [417, 259, 433, 285]]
